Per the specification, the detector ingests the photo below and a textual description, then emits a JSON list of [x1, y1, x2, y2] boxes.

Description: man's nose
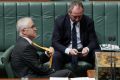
[[75, 17, 80, 21]]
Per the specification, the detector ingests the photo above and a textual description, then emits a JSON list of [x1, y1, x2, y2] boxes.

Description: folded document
[[50, 77, 68, 80], [100, 44, 120, 51]]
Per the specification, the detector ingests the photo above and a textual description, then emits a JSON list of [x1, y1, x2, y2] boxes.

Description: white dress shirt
[[65, 20, 83, 54]]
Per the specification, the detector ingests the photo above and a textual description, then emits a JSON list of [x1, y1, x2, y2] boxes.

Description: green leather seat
[[0, 52, 4, 69], [1, 45, 15, 78], [65, 61, 92, 77]]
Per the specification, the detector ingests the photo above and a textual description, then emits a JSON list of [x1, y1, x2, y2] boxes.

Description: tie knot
[[73, 22, 77, 27]]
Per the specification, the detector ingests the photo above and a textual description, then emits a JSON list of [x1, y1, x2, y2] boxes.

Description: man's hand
[[81, 47, 89, 57], [47, 47, 54, 57], [69, 49, 78, 56]]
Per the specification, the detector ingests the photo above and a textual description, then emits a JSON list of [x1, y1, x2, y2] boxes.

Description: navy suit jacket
[[52, 14, 100, 54]]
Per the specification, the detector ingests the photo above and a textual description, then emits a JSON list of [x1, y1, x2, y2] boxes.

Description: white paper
[[89, 78, 95, 80], [50, 77, 68, 80], [71, 77, 88, 80], [50, 77, 95, 80], [70, 77, 95, 80], [100, 44, 120, 51], [21, 77, 29, 80]]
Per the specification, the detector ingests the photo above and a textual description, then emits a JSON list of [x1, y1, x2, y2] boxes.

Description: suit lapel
[[80, 16, 85, 44], [65, 14, 71, 40]]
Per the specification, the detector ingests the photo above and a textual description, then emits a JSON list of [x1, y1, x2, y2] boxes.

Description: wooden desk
[[87, 70, 95, 78], [0, 78, 48, 80], [0, 0, 50, 2]]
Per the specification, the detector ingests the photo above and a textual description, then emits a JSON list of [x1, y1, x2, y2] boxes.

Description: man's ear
[[21, 28, 26, 35]]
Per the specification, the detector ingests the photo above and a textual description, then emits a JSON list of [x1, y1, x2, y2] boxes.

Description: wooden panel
[[0, 0, 49, 2], [89, 0, 120, 1], [95, 52, 120, 79], [0, 78, 49, 80]]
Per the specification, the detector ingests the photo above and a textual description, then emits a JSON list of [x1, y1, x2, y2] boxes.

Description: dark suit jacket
[[11, 37, 50, 77], [52, 14, 100, 54]]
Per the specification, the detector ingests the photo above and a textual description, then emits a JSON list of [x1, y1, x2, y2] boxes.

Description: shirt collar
[[70, 19, 80, 27], [22, 37, 32, 44], [70, 19, 74, 25]]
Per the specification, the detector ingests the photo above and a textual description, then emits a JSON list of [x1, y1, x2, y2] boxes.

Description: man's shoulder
[[83, 15, 93, 22], [55, 14, 68, 21], [16, 37, 31, 48]]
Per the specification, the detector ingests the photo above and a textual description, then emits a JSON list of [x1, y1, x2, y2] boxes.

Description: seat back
[[1, 45, 15, 78], [0, 2, 120, 52], [0, 1, 120, 77]]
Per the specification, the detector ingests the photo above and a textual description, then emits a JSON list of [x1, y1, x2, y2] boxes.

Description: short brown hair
[[68, 0, 84, 13]]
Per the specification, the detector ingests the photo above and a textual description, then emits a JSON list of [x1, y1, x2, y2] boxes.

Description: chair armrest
[[1, 45, 14, 63]]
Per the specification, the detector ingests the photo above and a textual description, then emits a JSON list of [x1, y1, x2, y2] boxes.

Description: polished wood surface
[[87, 70, 95, 78], [96, 52, 120, 67], [0, 0, 50, 2], [0, 78, 48, 80]]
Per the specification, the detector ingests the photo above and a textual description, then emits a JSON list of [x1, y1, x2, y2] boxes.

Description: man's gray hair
[[68, 0, 84, 13], [16, 17, 33, 35]]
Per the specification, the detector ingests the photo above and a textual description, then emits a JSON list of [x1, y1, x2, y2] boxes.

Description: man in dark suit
[[52, 0, 100, 72], [11, 17, 74, 78]]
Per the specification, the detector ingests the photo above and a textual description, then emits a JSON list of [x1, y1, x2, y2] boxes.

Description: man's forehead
[[71, 6, 83, 13], [27, 19, 34, 27]]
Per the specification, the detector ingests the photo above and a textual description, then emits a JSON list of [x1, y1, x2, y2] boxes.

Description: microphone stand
[[108, 37, 114, 80], [112, 37, 116, 80], [108, 36, 116, 80]]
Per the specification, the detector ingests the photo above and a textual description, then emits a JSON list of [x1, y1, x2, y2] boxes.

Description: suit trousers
[[52, 50, 95, 71], [25, 69, 74, 78]]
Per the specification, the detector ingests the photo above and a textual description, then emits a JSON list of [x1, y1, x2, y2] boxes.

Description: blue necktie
[[72, 22, 77, 49], [71, 22, 78, 68]]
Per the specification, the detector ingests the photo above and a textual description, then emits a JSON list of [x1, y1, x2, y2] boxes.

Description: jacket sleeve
[[87, 19, 100, 52], [21, 45, 51, 75], [52, 16, 67, 53]]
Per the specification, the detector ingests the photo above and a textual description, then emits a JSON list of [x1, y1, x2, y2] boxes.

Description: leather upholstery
[[0, 1, 120, 51], [0, 1, 120, 77], [1, 45, 15, 78]]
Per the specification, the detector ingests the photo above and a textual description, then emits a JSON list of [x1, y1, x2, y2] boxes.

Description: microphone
[[112, 36, 116, 42], [108, 36, 112, 42]]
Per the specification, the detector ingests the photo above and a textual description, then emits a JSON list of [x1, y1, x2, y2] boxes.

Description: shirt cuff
[[65, 48, 71, 55], [45, 51, 50, 57]]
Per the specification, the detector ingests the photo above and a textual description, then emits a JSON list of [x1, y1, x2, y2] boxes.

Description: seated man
[[11, 17, 75, 78], [52, 0, 100, 76]]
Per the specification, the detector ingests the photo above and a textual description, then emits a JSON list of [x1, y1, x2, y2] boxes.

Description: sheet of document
[[50, 77, 95, 80], [70, 77, 95, 80], [50, 77, 69, 80]]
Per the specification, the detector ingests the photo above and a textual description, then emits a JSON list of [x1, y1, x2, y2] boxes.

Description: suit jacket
[[52, 14, 100, 54], [11, 37, 50, 77]]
